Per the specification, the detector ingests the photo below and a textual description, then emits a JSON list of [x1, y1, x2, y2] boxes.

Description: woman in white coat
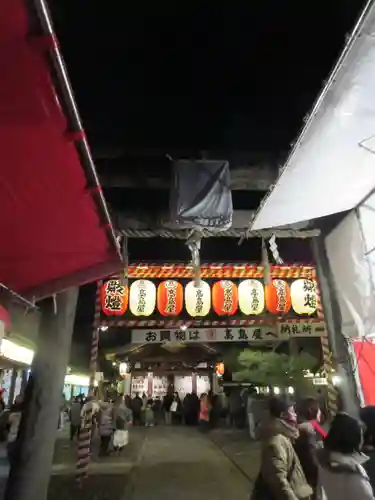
[[317, 412, 375, 500]]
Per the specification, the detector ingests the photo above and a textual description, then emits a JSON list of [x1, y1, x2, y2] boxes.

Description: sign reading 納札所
[[131, 323, 324, 344]]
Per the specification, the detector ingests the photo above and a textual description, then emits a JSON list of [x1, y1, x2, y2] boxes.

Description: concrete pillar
[[4, 288, 78, 500]]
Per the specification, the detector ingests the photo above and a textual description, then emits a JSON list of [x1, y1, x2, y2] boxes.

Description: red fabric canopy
[[352, 340, 375, 406], [0, 2, 122, 299], [0, 305, 11, 332]]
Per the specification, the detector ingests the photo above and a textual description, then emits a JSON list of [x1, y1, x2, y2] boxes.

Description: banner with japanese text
[[131, 322, 324, 344]]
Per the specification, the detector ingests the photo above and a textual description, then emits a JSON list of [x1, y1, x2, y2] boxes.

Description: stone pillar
[[8, 369, 18, 407], [147, 372, 153, 398], [123, 373, 131, 395], [192, 372, 197, 394], [4, 288, 78, 500], [20, 370, 28, 395]]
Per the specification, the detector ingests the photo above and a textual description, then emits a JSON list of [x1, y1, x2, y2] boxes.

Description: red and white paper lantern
[[101, 280, 128, 316], [185, 280, 211, 317], [157, 280, 184, 316], [212, 280, 238, 316], [129, 280, 156, 316], [291, 279, 317, 315], [265, 279, 291, 315], [238, 279, 265, 315]]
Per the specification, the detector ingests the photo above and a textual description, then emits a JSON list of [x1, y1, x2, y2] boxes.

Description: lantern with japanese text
[[238, 279, 265, 315], [212, 280, 238, 316], [265, 279, 291, 315], [101, 279, 128, 316], [157, 280, 184, 316], [185, 280, 211, 317], [291, 279, 317, 315], [129, 280, 156, 316], [216, 362, 225, 376]]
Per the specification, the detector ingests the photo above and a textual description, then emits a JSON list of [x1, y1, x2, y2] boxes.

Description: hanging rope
[[186, 230, 202, 285], [120, 235, 129, 288], [316, 279, 338, 416], [121, 228, 320, 239], [269, 234, 284, 264], [261, 237, 272, 286]]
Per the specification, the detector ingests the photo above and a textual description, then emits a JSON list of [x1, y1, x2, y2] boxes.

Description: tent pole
[[4, 288, 79, 500], [311, 236, 359, 417]]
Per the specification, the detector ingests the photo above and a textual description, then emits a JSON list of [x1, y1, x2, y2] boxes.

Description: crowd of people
[[252, 395, 375, 500], [64, 390, 212, 457], [120, 391, 212, 429], [8, 384, 375, 500]]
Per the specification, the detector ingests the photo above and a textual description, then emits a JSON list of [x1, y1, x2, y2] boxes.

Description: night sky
[[50, 1, 365, 154], [50, 1, 366, 362]]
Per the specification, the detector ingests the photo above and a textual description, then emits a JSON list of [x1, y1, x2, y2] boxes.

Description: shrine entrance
[[100, 263, 336, 410]]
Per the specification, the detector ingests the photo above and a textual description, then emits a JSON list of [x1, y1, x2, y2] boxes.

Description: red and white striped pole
[[315, 277, 337, 416], [76, 280, 102, 484]]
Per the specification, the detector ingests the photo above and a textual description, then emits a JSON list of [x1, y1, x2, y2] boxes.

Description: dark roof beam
[[99, 166, 277, 191]]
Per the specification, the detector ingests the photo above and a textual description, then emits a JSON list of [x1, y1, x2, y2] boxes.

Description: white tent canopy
[[325, 203, 375, 339], [252, 1, 375, 231]]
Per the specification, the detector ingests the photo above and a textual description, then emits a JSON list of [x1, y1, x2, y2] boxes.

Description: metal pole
[[31, 0, 121, 261]]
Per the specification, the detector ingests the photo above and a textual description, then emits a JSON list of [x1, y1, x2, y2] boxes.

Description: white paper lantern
[[119, 362, 128, 377], [185, 280, 211, 317], [291, 279, 317, 315], [129, 280, 156, 316], [238, 279, 265, 315]]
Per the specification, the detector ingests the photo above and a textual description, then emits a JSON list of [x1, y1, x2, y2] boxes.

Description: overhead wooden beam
[[114, 210, 255, 231], [100, 166, 277, 191], [113, 209, 317, 238]]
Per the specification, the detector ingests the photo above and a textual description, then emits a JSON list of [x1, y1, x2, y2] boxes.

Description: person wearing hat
[[251, 396, 312, 500], [317, 412, 375, 499]]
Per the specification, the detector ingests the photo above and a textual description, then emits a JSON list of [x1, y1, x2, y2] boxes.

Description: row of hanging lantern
[[101, 278, 317, 317]]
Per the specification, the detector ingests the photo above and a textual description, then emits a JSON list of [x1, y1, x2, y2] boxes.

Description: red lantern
[[212, 280, 238, 316], [101, 280, 128, 316], [157, 280, 183, 316], [216, 362, 225, 376], [265, 279, 291, 315]]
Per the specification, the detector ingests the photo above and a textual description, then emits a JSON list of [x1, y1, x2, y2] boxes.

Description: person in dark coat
[[360, 405, 375, 494], [163, 392, 174, 425], [131, 393, 143, 425], [294, 397, 327, 499]]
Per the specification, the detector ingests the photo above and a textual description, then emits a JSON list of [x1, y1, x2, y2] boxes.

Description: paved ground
[[209, 428, 261, 485], [0, 426, 258, 499], [128, 426, 252, 500], [0, 427, 146, 499]]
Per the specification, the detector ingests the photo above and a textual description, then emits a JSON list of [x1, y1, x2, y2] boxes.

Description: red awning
[[0, 1, 122, 299], [353, 340, 375, 406], [0, 305, 11, 332]]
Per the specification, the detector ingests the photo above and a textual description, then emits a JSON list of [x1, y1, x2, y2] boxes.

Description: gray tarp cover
[[170, 160, 233, 231]]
